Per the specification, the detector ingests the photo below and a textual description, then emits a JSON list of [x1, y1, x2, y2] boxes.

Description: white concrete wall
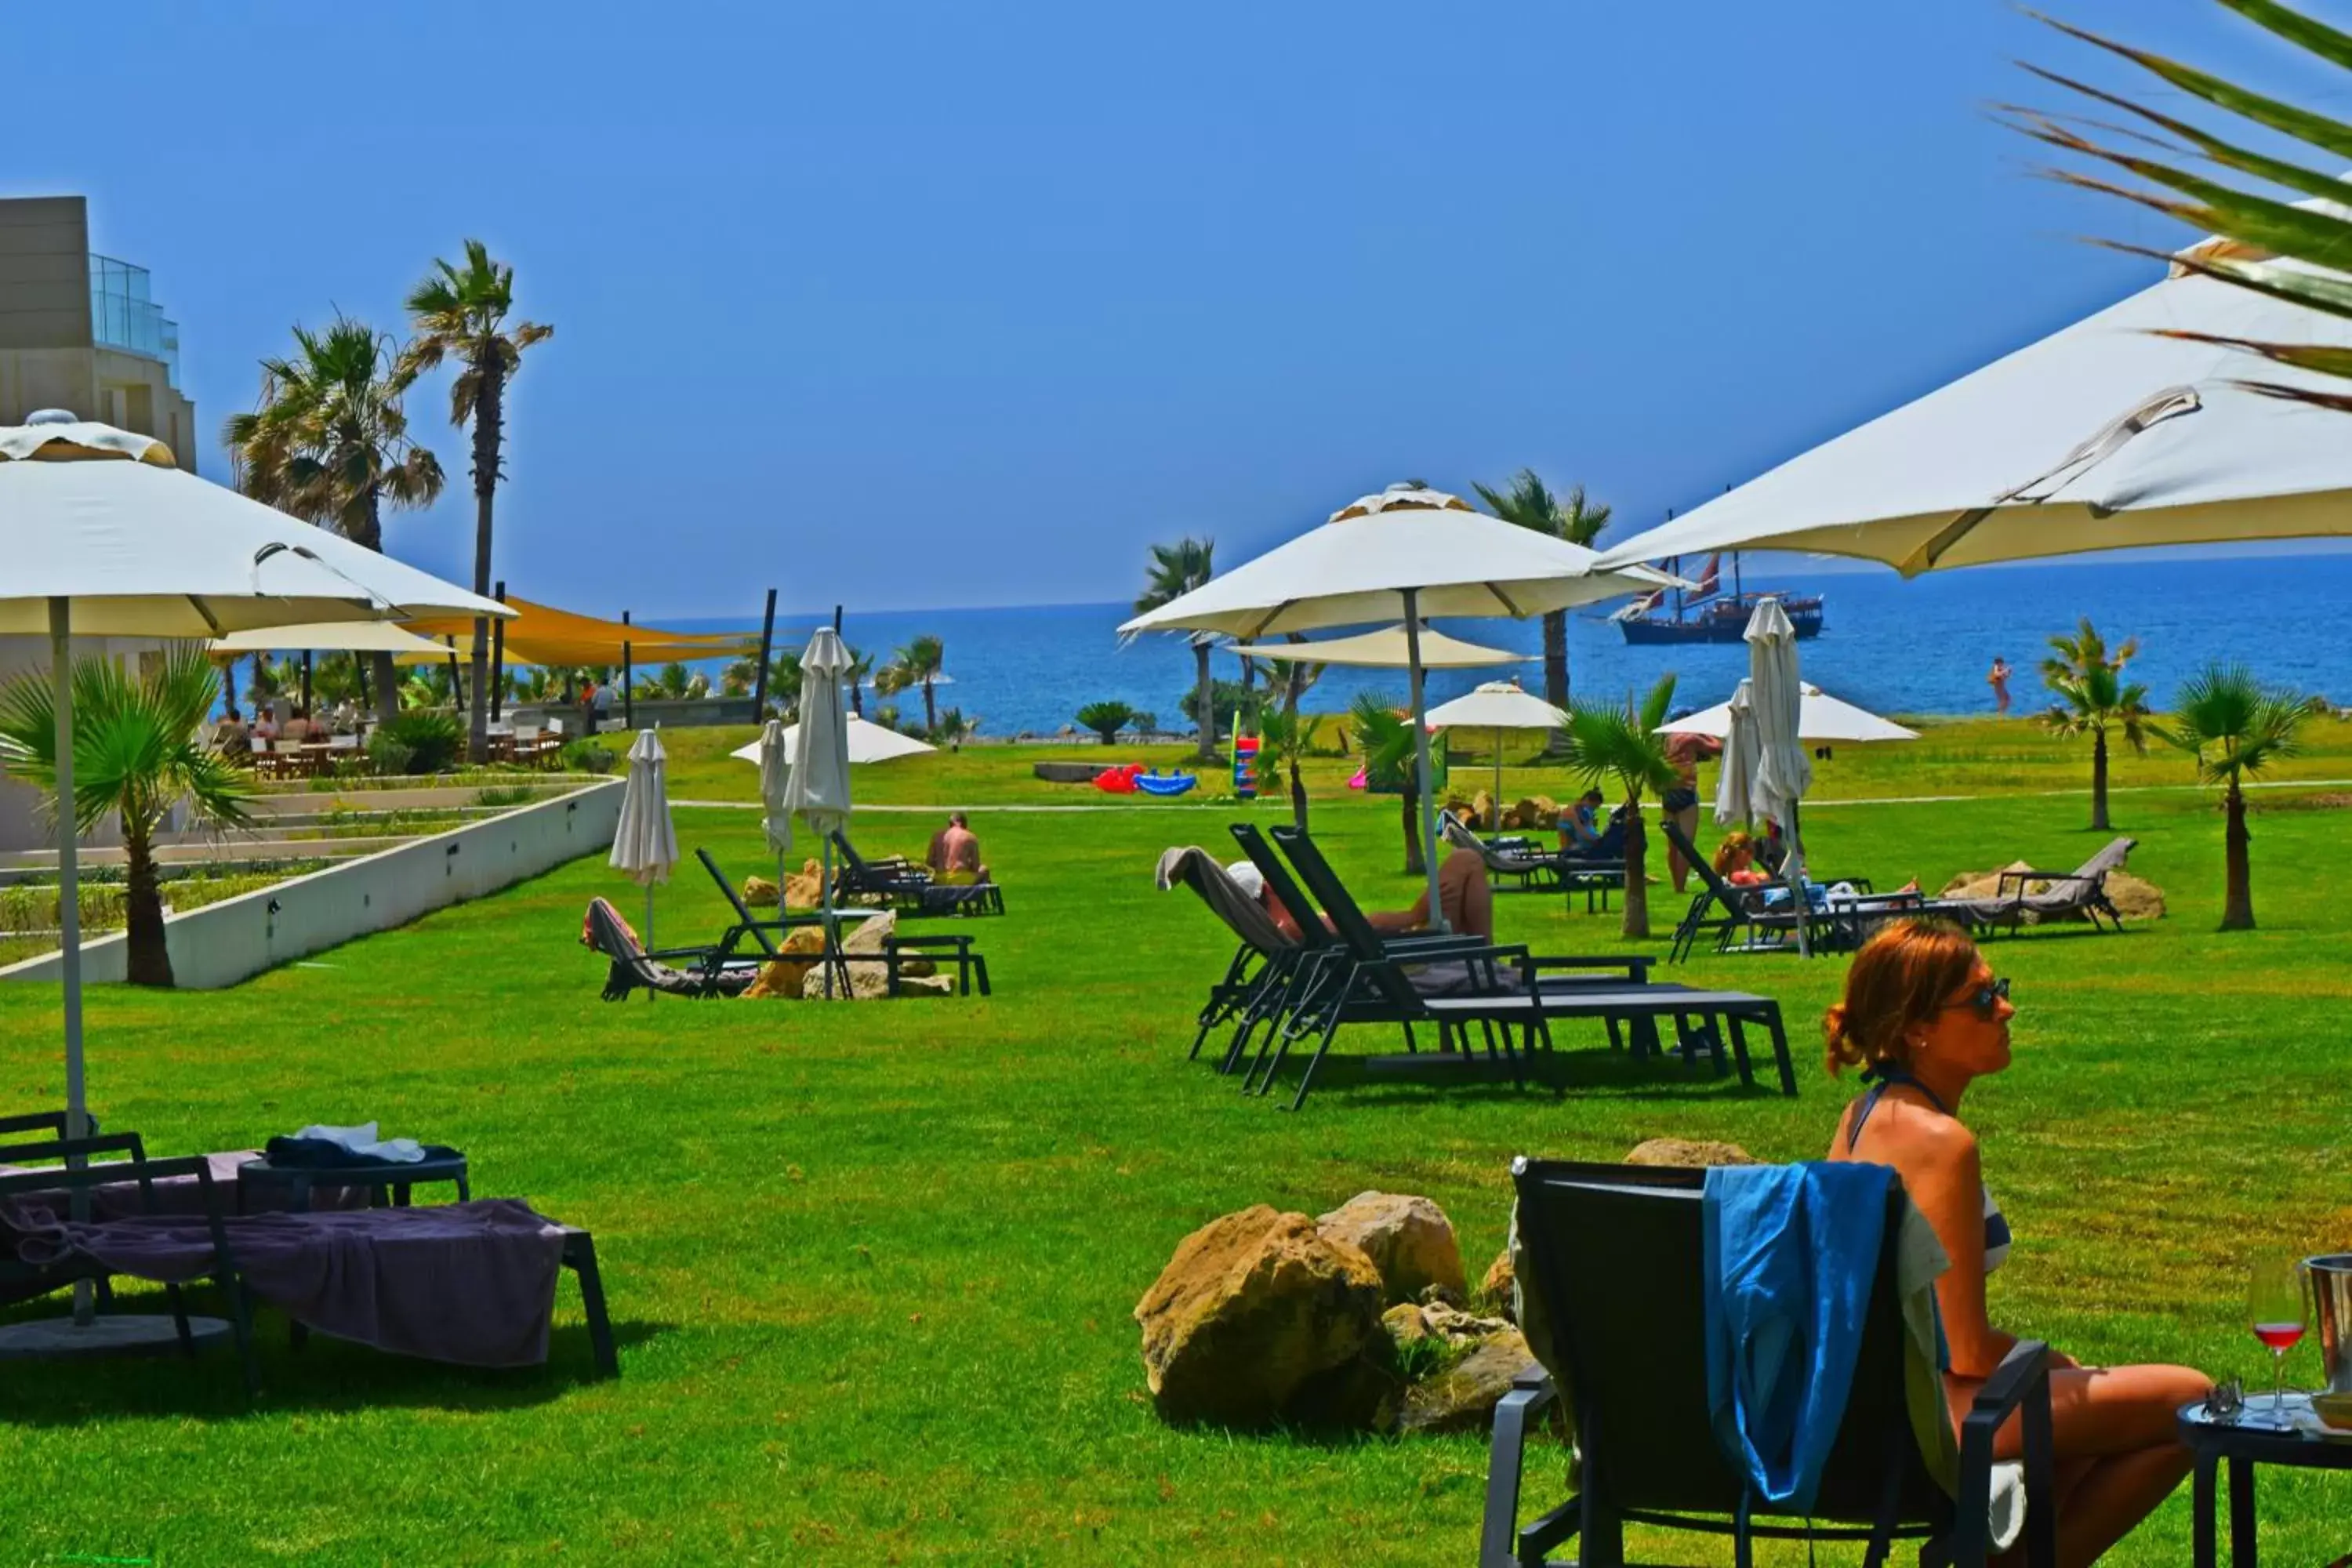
[[0, 779, 622, 990]]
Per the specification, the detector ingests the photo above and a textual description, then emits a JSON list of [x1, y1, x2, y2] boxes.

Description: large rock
[[783, 858, 827, 911], [742, 926, 826, 998], [1625, 1138, 1760, 1168], [1475, 1247, 1515, 1321], [1134, 1206, 1392, 1428], [1399, 1327, 1537, 1435], [800, 909, 953, 1000], [1316, 1192, 1465, 1306]]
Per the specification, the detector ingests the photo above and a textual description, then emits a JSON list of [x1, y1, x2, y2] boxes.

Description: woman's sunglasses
[[1942, 976, 2011, 1019]]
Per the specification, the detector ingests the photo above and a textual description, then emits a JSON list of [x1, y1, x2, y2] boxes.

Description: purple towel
[[4, 1198, 569, 1368], [0, 1151, 368, 1221]]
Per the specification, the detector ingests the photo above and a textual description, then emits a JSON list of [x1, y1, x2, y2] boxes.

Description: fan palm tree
[[1565, 674, 1681, 939], [844, 645, 875, 717], [1351, 692, 1437, 874], [1134, 537, 1218, 762], [884, 635, 946, 732], [2038, 618, 2153, 831], [1255, 710, 1323, 831], [1474, 471, 1610, 710], [2012, 1, 2352, 412], [223, 318, 444, 724], [402, 240, 554, 765], [2156, 663, 2308, 931], [0, 643, 252, 988]]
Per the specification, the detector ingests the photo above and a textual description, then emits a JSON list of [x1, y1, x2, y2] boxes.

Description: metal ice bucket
[[2307, 1254, 2352, 1393]]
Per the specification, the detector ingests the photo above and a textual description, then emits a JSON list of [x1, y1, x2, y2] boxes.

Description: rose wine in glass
[[2248, 1256, 2310, 1424]]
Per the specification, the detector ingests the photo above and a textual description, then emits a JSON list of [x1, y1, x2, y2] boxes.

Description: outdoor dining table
[[2180, 1393, 2352, 1566]]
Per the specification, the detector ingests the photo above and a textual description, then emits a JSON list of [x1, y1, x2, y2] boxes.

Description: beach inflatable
[[1347, 766, 1368, 790], [1135, 771, 1197, 797], [1092, 763, 1144, 794]]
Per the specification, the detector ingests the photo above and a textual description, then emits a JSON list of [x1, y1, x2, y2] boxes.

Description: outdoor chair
[[1442, 816, 1623, 912], [695, 848, 992, 996], [1154, 844, 1305, 1073], [1483, 1159, 2056, 1568], [1657, 818, 1940, 963], [1957, 837, 2136, 935], [582, 895, 759, 999], [829, 831, 1004, 917]]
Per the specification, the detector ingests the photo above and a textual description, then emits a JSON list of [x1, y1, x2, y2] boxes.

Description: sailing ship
[[1613, 551, 1824, 644]]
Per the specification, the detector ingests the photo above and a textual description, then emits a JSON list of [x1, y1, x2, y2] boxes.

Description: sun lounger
[[0, 1138, 619, 1385], [694, 849, 992, 996], [1657, 818, 1947, 962], [1486, 1159, 2054, 1568], [1263, 825, 1795, 1105], [830, 831, 1004, 916], [1441, 816, 1623, 911], [581, 895, 758, 999], [1956, 836, 2136, 934], [1154, 845, 1305, 1073]]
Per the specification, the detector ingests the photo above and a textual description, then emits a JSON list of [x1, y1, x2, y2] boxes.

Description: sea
[[667, 551, 2352, 737]]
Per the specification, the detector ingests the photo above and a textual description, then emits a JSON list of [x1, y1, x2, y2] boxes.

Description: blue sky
[[12, 2, 2330, 620]]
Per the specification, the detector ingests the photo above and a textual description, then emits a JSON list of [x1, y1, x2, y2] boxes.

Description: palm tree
[[0, 644, 251, 988], [2038, 618, 2153, 831], [2157, 663, 2308, 931], [885, 635, 946, 732], [223, 318, 444, 723], [2013, 2, 2352, 412], [1134, 537, 1217, 763], [1076, 700, 1135, 745], [1351, 692, 1434, 874], [402, 240, 554, 765], [1255, 710, 1322, 831], [1474, 471, 1610, 710], [843, 645, 875, 717], [1565, 674, 1681, 939]]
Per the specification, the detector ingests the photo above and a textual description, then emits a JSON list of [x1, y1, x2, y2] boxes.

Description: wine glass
[[2248, 1255, 2310, 1425]]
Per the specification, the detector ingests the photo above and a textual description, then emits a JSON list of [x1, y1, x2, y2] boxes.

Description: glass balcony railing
[[88, 253, 181, 387]]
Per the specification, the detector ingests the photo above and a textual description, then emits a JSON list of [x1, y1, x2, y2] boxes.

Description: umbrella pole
[[1403, 599, 1445, 932], [820, 837, 840, 1000], [49, 600, 92, 1326], [1787, 798, 1811, 959], [1491, 728, 1503, 833]]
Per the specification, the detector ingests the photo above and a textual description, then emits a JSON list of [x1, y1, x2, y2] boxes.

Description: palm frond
[[2027, 8, 2352, 162]]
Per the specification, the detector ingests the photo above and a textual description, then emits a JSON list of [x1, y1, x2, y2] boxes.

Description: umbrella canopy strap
[[1403, 596, 1446, 932]]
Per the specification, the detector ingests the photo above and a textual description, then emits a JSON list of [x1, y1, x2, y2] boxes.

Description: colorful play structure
[[1232, 731, 1258, 800]]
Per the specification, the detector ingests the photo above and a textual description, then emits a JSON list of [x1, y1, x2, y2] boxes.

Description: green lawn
[[2, 731, 2349, 1565]]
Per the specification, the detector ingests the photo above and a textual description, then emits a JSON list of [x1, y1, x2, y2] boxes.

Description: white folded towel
[[296, 1121, 426, 1164]]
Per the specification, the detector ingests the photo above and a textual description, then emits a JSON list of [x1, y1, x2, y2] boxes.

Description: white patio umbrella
[[0, 411, 508, 1349], [784, 629, 856, 996], [1590, 241, 2352, 576], [1424, 681, 1571, 830], [728, 715, 936, 768], [1659, 684, 1918, 746], [1711, 680, 1761, 830], [1222, 622, 1528, 669], [609, 729, 679, 956], [1744, 599, 1814, 955], [1120, 484, 1675, 924]]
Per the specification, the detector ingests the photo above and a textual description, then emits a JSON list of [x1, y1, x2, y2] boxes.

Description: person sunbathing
[[1232, 848, 1494, 944], [1713, 831, 1770, 887], [1824, 918, 2205, 1568], [927, 811, 989, 884]]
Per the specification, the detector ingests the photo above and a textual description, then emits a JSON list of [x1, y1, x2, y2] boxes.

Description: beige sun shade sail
[[1589, 246, 2352, 578], [1224, 622, 1528, 669], [402, 594, 756, 667], [0, 418, 513, 634], [209, 620, 455, 657]]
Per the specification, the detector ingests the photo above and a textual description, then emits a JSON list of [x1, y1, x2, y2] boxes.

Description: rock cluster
[[1938, 859, 2164, 922]]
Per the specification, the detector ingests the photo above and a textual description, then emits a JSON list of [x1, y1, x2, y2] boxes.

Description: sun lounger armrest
[[1956, 1338, 2056, 1568], [1480, 1369, 1564, 1568], [1520, 954, 1653, 982], [0, 1132, 148, 1167], [0, 1150, 211, 1201], [1996, 869, 2094, 898]]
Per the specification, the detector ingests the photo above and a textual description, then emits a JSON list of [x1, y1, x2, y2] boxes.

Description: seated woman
[[1824, 919, 2205, 1568], [1712, 830, 1769, 887], [1559, 788, 1607, 853]]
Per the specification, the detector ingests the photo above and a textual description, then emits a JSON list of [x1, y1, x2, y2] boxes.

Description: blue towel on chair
[[1702, 1161, 1893, 1515]]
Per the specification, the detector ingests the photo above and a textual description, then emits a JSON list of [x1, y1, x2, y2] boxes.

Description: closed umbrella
[[0, 411, 507, 1353], [784, 630, 856, 996], [753, 718, 792, 898], [1744, 598, 1814, 955], [1590, 237, 2352, 576], [1712, 680, 1761, 829], [1120, 484, 1675, 925], [608, 729, 678, 958], [1423, 681, 1570, 830]]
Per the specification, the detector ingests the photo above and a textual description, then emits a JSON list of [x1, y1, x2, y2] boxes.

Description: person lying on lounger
[[1824, 917, 2205, 1568], [1227, 848, 1495, 944]]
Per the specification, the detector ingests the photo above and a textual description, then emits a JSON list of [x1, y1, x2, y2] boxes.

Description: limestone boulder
[[782, 858, 828, 911], [1134, 1206, 1392, 1428], [1316, 1192, 1465, 1306], [800, 910, 949, 1000], [1475, 1247, 1515, 1321], [1516, 796, 1559, 832], [742, 875, 781, 909], [1625, 1138, 1760, 1168], [1938, 859, 2164, 922], [742, 926, 826, 999], [1399, 1327, 1537, 1435]]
